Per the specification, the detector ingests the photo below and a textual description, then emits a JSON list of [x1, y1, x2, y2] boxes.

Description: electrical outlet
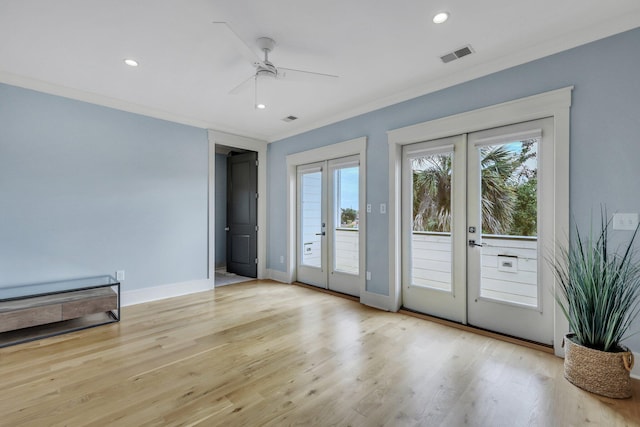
[[116, 270, 125, 281], [613, 213, 638, 231], [366, 271, 371, 280], [366, 204, 371, 213]]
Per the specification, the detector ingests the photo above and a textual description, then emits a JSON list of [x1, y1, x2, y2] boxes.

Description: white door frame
[[388, 87, 572, 356], [208, 130, 268, 280], [286, 137, 367, 296]]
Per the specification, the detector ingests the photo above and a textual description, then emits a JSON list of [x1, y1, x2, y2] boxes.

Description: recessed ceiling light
[[433, 12, 449, 24], [124, 58, 139, 67], [256, 103, 266, 110]]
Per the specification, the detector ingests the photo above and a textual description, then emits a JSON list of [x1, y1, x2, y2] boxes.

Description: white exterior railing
[[303, 228, 359, 275], [334, 228, 359, 274], [476, 234, 538, 306], [412, 232, 538, 306]]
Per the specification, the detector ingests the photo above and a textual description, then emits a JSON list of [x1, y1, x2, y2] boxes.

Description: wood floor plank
[[0, 280, 638, 426]]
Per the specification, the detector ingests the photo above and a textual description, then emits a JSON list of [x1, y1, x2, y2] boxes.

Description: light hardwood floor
[[1, 280, 638, 426]]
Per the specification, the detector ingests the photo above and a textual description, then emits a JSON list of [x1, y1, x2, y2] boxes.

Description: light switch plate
[[613, 213, 638, 230], [380, 203, 386, 214]]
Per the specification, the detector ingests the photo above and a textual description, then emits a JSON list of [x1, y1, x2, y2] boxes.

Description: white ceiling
[[1, 1, 639, 142]]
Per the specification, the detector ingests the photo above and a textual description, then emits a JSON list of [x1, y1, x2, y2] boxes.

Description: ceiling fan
[[213, 22, 338, 109]]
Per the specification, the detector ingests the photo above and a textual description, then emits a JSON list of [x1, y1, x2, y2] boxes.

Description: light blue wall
[[0, 83, 208, 291], [215, 153, 227, 268], [267, 28, 640, 350]]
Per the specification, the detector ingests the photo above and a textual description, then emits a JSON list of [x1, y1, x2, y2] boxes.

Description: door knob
[[315, 232, 326, 236], [468, 239, 485, 247]]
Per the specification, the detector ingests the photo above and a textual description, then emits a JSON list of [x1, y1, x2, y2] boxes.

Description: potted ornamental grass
[[552, 209, 640, 398]]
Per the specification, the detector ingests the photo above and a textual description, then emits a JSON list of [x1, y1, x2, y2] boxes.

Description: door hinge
[[255, 192, 259, 199], [255, 258, 258, 264], [255, 225, 259, 231], [255, 159, 259, 167]]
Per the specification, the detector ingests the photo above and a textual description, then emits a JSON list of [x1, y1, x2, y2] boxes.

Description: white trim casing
[[267, 269, 291, 284], [389, 142, 403, 312], [121, 279, 213, 307], [207, 138, 215, 279], [387, 86, 573, 356], [361, 290, 392, 311], [286, 137, 367, 296], [208, 130, 268, 280]]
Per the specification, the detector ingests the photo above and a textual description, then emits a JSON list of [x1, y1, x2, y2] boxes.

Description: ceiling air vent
[[282, 115, 298, 122], [440, 45, 474, 64]]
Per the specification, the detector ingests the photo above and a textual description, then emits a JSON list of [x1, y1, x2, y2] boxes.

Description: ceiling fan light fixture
[[123, 58, 139, 67], [433, 12, 449, 24], [254, 76, 267, 110]]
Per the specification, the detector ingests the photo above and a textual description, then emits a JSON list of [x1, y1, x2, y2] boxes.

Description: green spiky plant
[[552, 209, 640, 352]]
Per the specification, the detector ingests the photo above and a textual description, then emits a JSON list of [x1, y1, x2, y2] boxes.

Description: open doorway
[[214, 144, 256, 287], [208, 130, 266, 288]]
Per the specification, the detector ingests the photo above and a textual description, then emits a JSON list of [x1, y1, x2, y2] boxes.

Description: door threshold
[[293, 282, 359, 302], [399, 307, 554, 354]]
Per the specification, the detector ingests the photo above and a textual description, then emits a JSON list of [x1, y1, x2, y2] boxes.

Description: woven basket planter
[[563, 333, 635, 398]]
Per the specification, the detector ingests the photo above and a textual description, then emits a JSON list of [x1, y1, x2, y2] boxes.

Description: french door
[[297, 156, 363, 296], [402, 135, 467, 322], [402, 118, 555, 345]]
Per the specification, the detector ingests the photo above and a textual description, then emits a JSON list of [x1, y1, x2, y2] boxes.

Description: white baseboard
[[121, 278, 213, 307], [267, 269, 291, 284], [360, 290, 392, 311], [632, 352, 640, 380]]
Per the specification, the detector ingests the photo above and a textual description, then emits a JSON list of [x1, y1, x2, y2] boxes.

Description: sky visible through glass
[[339, 167, 359, 211]]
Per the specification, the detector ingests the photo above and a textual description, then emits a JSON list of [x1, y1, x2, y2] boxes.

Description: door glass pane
[[410, 152, 453, 291], [478, 138, 538, 307], [333, 166, 359, 275], [300, 171, 322, 268]]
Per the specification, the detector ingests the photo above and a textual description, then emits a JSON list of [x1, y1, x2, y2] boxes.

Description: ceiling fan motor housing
[[256, 61, 278, 78], [256, 37, 278, 78]]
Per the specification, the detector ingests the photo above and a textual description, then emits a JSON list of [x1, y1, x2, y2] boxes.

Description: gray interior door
[[226, 151, 258, 277]]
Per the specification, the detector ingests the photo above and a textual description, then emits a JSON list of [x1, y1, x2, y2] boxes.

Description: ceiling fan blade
[[278, 67, 339, 81], [212, 21, 264, 67], [229, 75, 255, 95]]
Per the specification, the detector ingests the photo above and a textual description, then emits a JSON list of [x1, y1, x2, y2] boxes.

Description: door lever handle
[[468, 239, 485, 247], [315, 232, 326, 236]]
